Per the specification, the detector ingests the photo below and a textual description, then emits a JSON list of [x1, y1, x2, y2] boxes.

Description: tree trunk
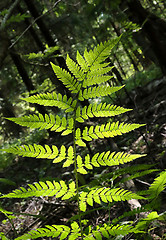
[[17, 4, 45, 51], [9, 40, 47, 115], [0, 90, 21, 137]]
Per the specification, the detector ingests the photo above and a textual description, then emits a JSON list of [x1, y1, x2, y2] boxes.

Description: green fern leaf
[[83, 75, 113, 88], [86, 66, 113, 78], [76, 103, 132, 122], [79, 187, 144, 211], [76, 50, 89, 72], [112, 205, 151, 224], [1, 180, 76, 199], [1, 144, 75, 166], [78, 85, 124, 101], [83, 38, 120, 68], [7, 114, 73, 135], [0, 206, 13, 215], [22, 92, 77, 113], [118, 169, 159, 185], [111, 163, 156, 181], [62, 145, 74, 167], [51, 62, 81, 93], [68, 221, 81, 240], [15, 222, 81, 240], [76, 151, 146, 173], [0, 232, 9, 240], [66, 54, 85, 82], [148, 170, 166, 199], [75, 122, 145, 146], [2, 144, 58, 159], [52, 145, 66, 163], [84, 223, 143, 239], [15, 225, 71, 240]]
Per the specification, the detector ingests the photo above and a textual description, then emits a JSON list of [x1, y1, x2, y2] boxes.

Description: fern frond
[[118, 169, 159, 185], [75, 122, 145, 146], [78, 85, 124, 101], [51, 63, 81, 93], [135, 211, 160, 231], [87, 66, 113, 77], [2, 144, 74, 166], [83, 38, 120, 69], [66, 54, 85, 82], [1, 180, 76, 200], [0, 206, 13, 215], [15, 221, 81, 240], [0, 232, 9, 240], [83, 75, 113, 88], [111, 164, 156, 181], [22, 92, 77, 113], [7, 114, 74, 135], [15, 224, 71, 240], [79, 187, 144, 211], [112, 205, 151, 224], [148, 170, 166, 199], [69, 221, 81, 240], [76, 103, 132, 123], [84, 223, 143, 239], [76, 50, 89, 72], [76, 152, 146, 174]]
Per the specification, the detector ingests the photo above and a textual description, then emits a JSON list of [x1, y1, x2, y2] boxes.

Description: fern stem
[[73, 111, 84, 240]]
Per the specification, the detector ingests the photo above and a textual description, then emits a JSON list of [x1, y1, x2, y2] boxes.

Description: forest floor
[[0, 76, 166, 239]]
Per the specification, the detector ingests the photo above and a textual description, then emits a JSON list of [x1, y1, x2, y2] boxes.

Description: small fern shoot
[[148, 170, 166, 199], [1, 37, 147, 239]]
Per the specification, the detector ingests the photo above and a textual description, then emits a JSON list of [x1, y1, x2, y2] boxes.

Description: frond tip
[[148, 170, 166, 199]]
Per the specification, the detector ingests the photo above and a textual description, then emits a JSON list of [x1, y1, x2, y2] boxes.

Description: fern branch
[[78, 85, 124, 101], [111, 164, 156, 181], [1, 144, 74, 166], [1, 180, 76, 200], [79, 187, 144, 212], [15, 221, 81, 240], [51, 62, 81, 93], [76, 152, 146, 174], [22, 92, 77, 113], [148, 170, 166, 199], [7, 114, 74, 135], [83, 38, 120, 69], [83, 75, 113, 88], [76, 103, 132, 123], [66, 54, 85, 82], [75, 122, 145, 146], [14, 225, 71, 240], [118, 169, 159, 185], [84, 223, 143, 239]]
